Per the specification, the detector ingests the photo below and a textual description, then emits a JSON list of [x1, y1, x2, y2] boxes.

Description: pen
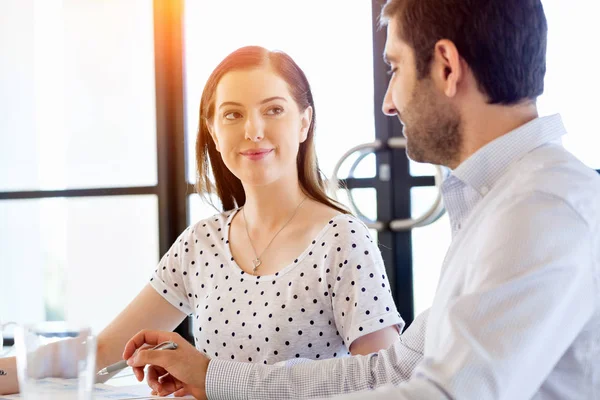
[[97, 341, 178, 376]]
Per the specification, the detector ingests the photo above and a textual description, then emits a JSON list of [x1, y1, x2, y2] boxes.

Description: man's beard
[[400, 78, 462, 168]]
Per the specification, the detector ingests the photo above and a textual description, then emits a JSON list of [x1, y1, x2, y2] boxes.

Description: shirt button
[[481, 186, 489, 196], [454, 223, 462, 231]]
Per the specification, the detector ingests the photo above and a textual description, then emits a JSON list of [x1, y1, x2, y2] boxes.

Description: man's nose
[[382, 83, 397, 116]]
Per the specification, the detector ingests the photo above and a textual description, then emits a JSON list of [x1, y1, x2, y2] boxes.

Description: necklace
[[242, 196, 307, 275]]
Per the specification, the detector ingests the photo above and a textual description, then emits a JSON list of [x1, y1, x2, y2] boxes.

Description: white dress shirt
[[330, 114, 600, 399], [205, 114, 600, 399]]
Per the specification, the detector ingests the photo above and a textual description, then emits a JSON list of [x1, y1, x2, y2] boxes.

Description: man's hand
[[122, 330, 210, 399]]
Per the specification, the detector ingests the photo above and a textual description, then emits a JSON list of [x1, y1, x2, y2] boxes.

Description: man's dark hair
[[381, 0, 547, 105]]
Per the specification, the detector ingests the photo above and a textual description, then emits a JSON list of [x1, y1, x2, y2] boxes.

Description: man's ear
[[206, 120, 220, 152], [299, 106, 313, 143], [431, 39, 463, 98]]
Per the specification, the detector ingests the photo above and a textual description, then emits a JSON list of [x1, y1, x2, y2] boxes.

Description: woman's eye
[[266, 106, 284, 116], [224, 111, 242, 120]]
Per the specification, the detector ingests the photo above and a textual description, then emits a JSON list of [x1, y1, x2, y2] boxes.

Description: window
[[538, 0, 600, 170], [0, 0, 159, 336]]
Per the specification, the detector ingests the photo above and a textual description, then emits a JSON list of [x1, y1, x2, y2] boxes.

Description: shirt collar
[[450, 114, 567, 195]]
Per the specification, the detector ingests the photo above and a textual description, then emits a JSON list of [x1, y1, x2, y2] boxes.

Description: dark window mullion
[[409, 176, 436, 188], [153, 0, 190, 341], [371, 0, 415, 326], [0, 186, 158, 200], [371, 0, 413, 326]]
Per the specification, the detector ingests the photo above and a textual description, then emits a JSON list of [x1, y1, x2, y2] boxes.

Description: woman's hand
[[122, 330, 210, 399]]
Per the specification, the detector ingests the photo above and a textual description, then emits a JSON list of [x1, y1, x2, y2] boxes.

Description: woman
[[126, 45, 404, 397], [0, 46, 403, 397]]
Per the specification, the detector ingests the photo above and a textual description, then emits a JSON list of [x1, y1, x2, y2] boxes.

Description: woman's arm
[[349, 325, 400, 356], [95, 284, 187, 382]]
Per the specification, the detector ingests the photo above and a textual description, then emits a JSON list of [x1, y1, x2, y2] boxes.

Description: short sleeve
[[330, 218, 404, 347], [149, 229, 194, 315]]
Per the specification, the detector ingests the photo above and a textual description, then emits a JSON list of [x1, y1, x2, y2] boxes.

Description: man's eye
[[266, 106, 284, 115], [224, 112, 242, 120]]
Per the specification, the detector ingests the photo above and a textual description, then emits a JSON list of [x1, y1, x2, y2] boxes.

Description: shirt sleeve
[[334, 192, 596, 400], [330, 219, 404, 348], [205, 309, 427, 400], [149, 228, 194, 315]]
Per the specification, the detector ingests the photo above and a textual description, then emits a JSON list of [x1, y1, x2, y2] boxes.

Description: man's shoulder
[[504, 144, 600, 221]]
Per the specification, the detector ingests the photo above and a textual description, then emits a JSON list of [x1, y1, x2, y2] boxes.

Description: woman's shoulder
[[325, 213, 374, 239], [331, 212, 366, 225], [182, 208, 239, 239], [301, 200, 369, 230], [307, 212, 379, 262]]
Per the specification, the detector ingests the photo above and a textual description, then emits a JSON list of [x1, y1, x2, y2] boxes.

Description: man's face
[[382, 19, 462, 168]]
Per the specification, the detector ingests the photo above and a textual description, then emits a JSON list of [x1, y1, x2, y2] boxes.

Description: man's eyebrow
[[383, 51, 402, 66]]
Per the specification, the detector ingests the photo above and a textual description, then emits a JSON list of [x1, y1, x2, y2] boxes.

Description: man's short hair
[[381, 0, 548, 105]]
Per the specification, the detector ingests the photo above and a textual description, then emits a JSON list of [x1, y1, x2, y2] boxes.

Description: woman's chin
[[240, 174, 278, 188]]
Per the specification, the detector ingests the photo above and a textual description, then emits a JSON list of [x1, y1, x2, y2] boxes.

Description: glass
[[0, 196, 159, 335], [0, 321, 16, 356], [410, 187, 451, 316], [14, 322, 96, 400], [538, 1, 599, 169], [184, 0, 376, 183], [0, 0, 157, 191]]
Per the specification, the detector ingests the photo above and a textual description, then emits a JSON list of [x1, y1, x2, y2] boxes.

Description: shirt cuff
[[206, 358, 255, 400], [346, 312, 404, 348]]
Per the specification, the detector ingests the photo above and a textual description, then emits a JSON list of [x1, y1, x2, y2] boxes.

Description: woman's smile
[[239, 148, 274, 161]]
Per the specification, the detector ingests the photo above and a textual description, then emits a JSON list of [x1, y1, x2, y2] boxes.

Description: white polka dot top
[[150, 209, 403, 365]]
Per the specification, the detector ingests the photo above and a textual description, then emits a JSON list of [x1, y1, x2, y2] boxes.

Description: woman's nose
[[244, 115, 264, 142]]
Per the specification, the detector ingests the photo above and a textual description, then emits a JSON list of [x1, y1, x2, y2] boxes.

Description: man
[[125, 0, 600, 398]]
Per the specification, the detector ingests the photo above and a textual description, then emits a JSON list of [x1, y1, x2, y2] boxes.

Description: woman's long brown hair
[[196, 46, 348, 214]]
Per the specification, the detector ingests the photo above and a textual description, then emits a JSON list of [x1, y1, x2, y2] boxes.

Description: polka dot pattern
[[150, 210, 403, 365]]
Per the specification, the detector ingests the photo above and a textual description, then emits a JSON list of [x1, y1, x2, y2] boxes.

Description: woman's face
[[208, 66, 312, 188]]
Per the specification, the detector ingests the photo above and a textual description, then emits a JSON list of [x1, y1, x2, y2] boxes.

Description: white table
[[0, 346, 193, 399]]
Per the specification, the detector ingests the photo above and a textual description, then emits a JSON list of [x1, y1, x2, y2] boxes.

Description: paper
[[0, 378, 194, 399], [94, 384, 195, 399]]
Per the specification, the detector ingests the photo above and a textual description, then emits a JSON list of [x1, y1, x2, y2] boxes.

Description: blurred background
[[1, 0, 598, 342]]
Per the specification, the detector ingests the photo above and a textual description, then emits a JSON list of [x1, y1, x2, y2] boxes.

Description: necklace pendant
[[252, 258, 262, 272]]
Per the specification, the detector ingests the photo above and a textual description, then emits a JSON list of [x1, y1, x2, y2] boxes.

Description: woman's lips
[[240, 148, 273, 161]]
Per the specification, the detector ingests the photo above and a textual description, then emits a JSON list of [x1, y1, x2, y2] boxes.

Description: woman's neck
[[241, 178, 307, 232]]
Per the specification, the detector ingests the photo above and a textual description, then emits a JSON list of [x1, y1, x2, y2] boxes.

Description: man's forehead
[[383, 23, 403, 64]]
